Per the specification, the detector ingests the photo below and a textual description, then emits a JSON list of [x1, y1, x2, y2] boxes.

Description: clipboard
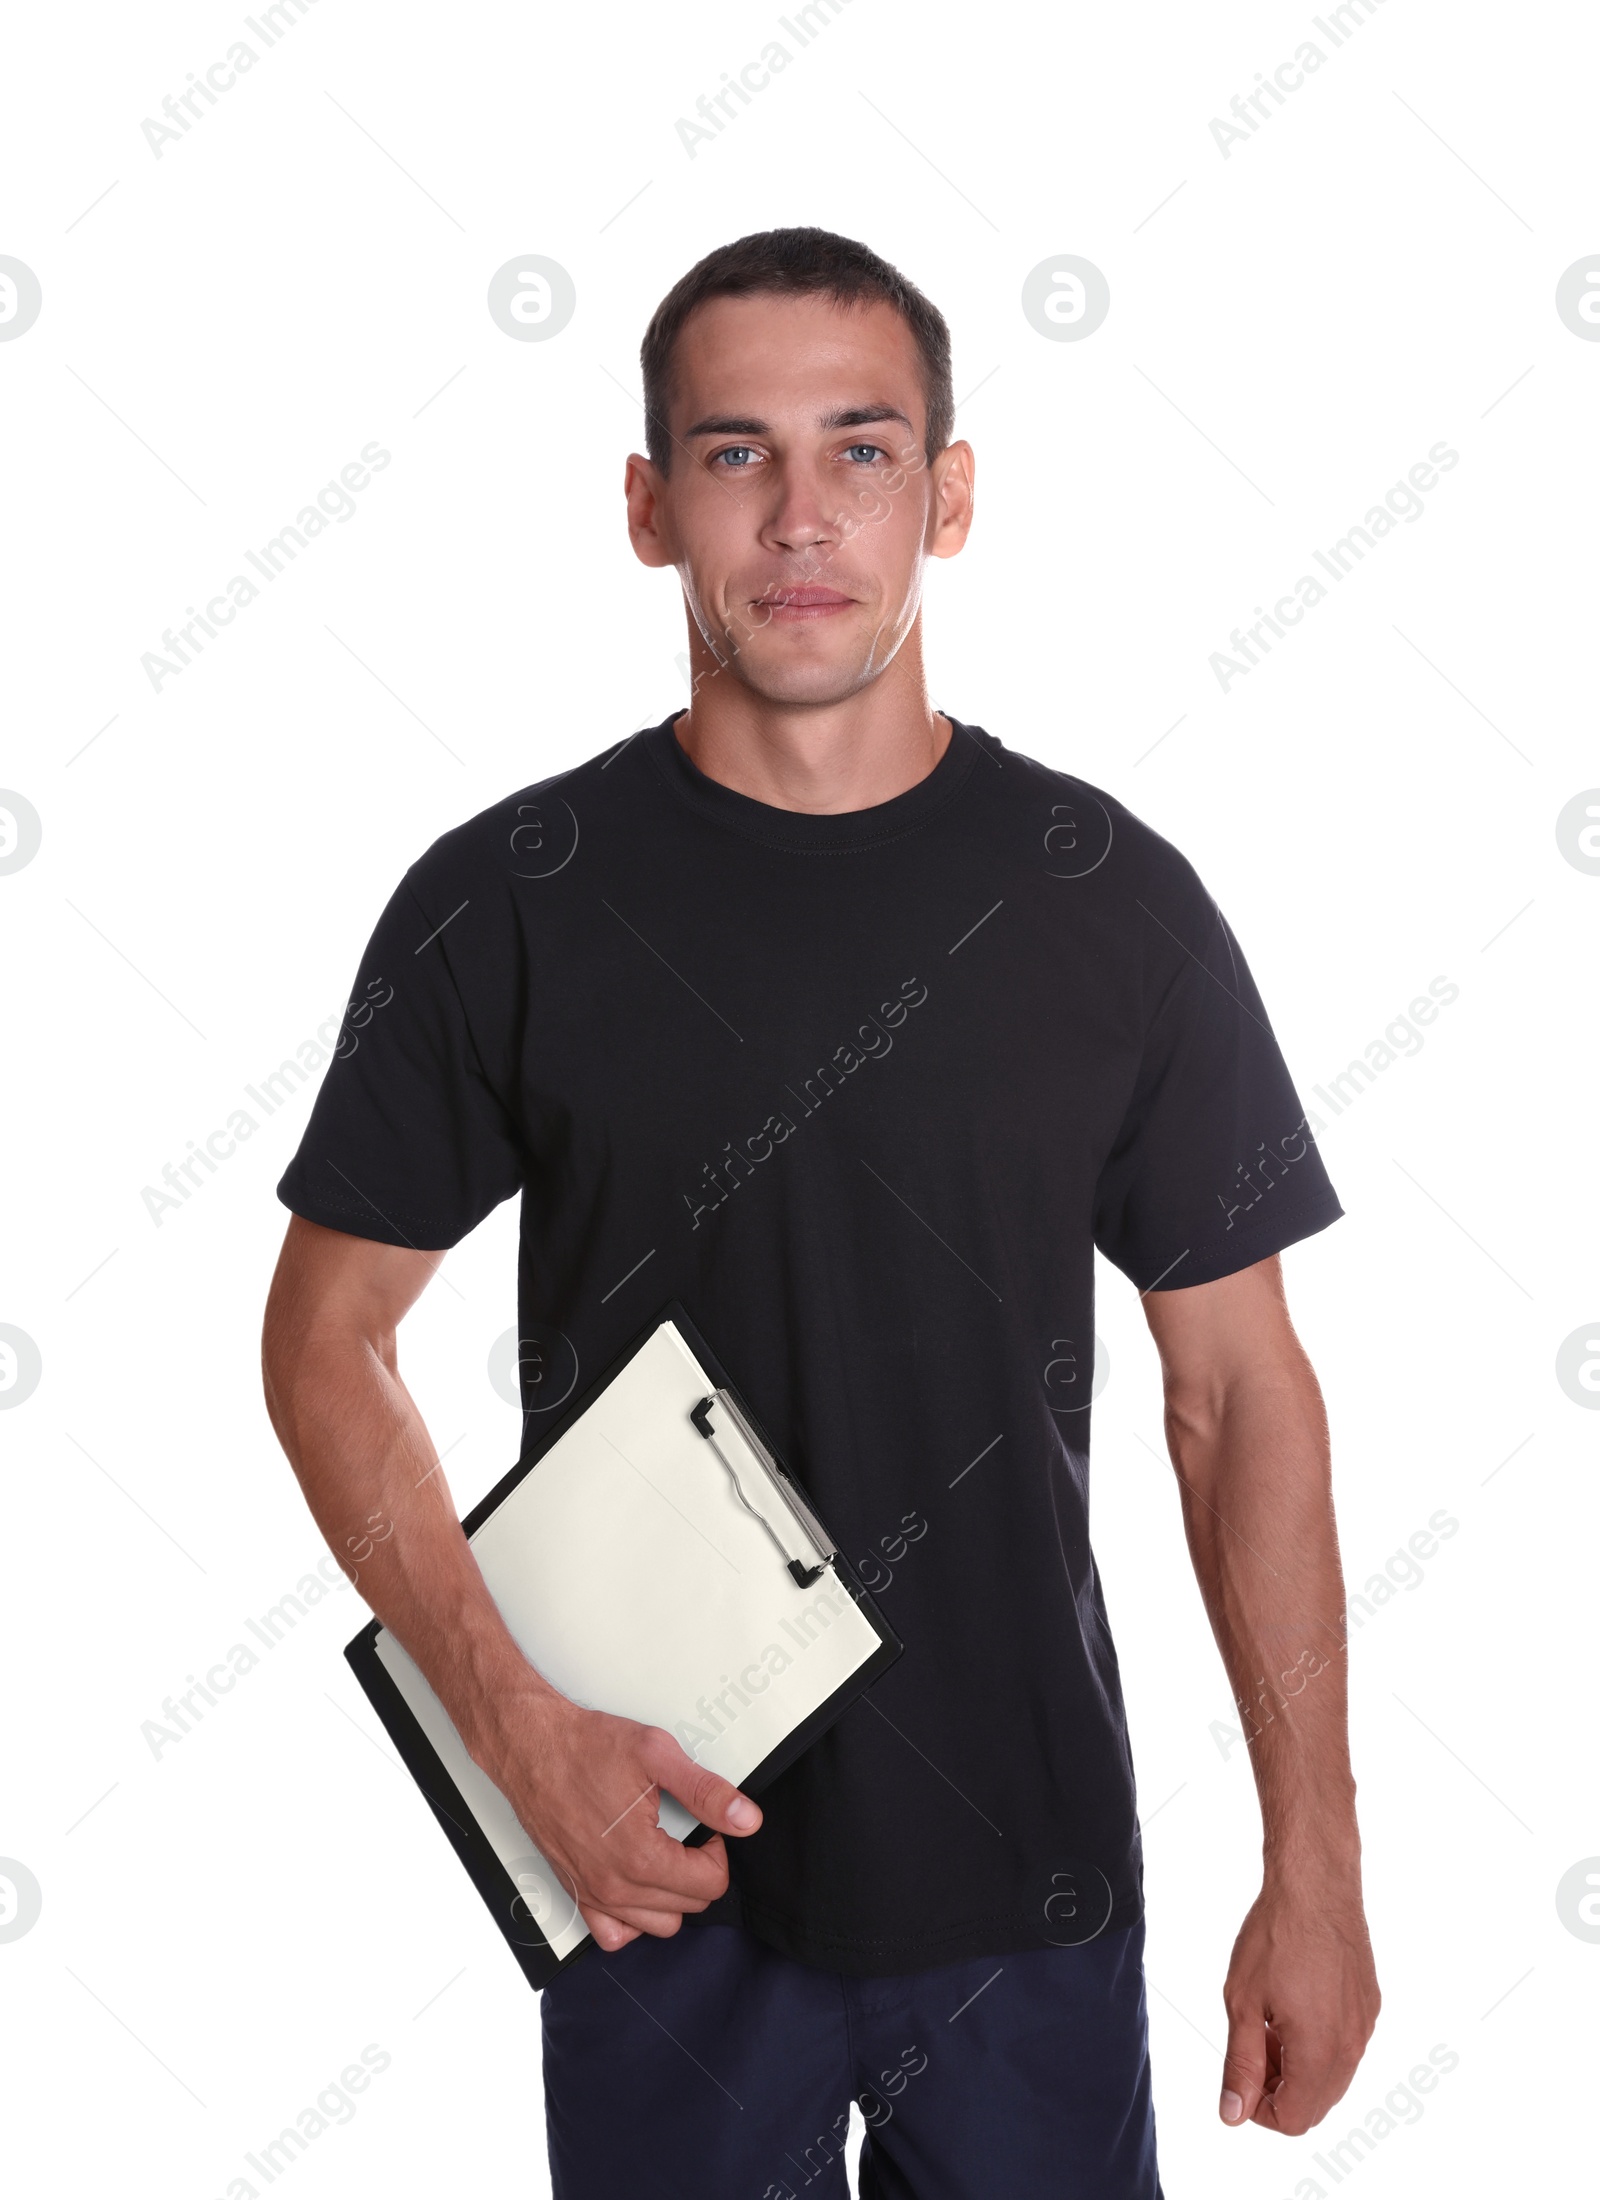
[[343, 1302, 902, 1992]]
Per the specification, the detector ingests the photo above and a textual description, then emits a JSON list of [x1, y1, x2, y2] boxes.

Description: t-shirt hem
[[682, 1887, 1145, 1978], [1140, 1182, 1344, 1292], [275, 1175, 461, 1252]]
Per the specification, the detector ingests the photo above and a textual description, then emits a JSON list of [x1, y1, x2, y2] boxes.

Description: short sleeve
[[1093, 899, 1342, 1292], [276, 873, 524, 1251]]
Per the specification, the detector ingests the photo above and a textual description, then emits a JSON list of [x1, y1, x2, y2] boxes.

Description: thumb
[[642, 1729, 763, 1836], [1220, 1996, 1267, 2127]]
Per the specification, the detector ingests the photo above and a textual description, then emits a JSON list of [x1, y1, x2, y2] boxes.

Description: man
[[263, 228, 1379, 2198]]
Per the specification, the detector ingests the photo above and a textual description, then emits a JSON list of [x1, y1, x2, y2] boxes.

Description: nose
[[758, 459, 844, 567]]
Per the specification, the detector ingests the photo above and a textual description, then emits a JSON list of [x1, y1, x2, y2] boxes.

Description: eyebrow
[[681, 404, 917, 440]]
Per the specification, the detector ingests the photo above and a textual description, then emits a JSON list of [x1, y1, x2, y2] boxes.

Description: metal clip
[[690, 1390, 833, 1587]]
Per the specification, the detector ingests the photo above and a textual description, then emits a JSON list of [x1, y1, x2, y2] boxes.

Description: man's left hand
[[1219, 1875, 1381, 2134]]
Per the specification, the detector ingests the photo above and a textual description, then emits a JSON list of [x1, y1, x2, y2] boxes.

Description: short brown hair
[[640, 227, 953, 472]]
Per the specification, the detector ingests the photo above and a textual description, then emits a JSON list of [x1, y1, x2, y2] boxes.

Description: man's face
[[626, 293, 973, 708]]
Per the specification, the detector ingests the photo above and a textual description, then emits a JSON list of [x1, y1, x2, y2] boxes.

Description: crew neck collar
[[640, 709, 982, 851]]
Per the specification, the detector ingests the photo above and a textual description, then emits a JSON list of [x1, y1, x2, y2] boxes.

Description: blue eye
[[715, 446, 758, 467], [844, 443, 885, 463]]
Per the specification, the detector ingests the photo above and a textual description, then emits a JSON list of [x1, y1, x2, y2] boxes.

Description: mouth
[[756, 587, 858, 622]]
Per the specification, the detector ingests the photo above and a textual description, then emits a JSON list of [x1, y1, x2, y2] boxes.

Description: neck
[[672, 634, 949, 815]]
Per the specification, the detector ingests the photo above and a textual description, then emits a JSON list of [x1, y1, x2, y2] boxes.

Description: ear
[[927, 440, 975, 560], [625, 452, 676, 569]]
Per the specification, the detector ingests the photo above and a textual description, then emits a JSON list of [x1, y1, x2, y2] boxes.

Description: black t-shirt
[[279, 712, 1341, 1976]]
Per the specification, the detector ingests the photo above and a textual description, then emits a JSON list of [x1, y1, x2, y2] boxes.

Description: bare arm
[[260, 1214, 761, 1951], [1142, 1253, 1379, 2135]]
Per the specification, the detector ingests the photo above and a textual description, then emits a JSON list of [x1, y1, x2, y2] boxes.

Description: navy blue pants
[[541, 1917, 1162, 2198]]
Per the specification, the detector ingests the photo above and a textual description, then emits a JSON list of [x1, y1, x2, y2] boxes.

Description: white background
[[2, 1, 1595, 2193]]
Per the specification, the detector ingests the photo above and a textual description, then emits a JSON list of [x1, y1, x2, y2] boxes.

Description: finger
[[1250, 2022, 1287, 2128], [606, 1904, 693, 1940], [579, 1905, 641, 1952], [1253, 2031, 1350, 2137], [639, 1729, 763, 1838], [579, 1856, 713, 1933], [1220, 1997, 1269, 2128], [557, 1847, 691, 1942], [582, 1890, 704, 1942], [587, 1821, 732, 1918], [580, 1899, 697, 1949], [589, 1909, 686, 1944]]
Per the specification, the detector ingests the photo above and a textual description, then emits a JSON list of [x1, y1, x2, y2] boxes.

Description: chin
[[737, 665, 878, 708], [729, 641, 890, 709]]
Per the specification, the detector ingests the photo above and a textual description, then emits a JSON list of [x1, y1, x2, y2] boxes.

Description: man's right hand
[[482, 1690, 764, 1952], [261, 1220, 763, 1956]]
